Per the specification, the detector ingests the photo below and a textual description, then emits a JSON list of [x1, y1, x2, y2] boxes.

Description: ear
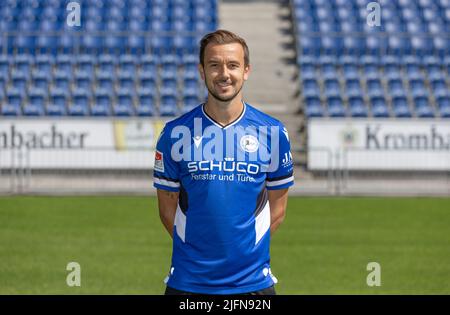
[[243, 64, 251, 81], [198, 64, 205, 81]]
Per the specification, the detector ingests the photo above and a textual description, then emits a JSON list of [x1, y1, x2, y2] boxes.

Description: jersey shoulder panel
[[244, 103, 285, 128]]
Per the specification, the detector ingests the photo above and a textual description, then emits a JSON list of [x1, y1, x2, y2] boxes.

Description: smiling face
[[199, 43, 251, 103]]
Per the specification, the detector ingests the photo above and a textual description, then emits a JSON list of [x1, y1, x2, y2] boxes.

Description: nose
[[218, 64, 230, 79]]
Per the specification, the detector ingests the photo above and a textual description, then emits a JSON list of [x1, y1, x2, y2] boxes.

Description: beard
[[205, 78, 244, 103]]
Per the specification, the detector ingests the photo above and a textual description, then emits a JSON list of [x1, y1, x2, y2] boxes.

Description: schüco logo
[[187, 158, 260, 175]]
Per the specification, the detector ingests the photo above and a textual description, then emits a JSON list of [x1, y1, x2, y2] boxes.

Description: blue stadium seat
[[91, 103, 111, 116], [392, 96, 412, 118], [115, 91, 135, 116], [118, 72, 135, 90], [70, 90, 90, 116], [139, 73, 157, 92], [0, 55, 10, 78], [128, 35, 146, 54], [184, 78, 200, 97], [430, 78, 448, 96], [11, 71, 28, 94], [439, 101, 450, 118], [415, 105, 435, 118], [36, 35, 58, 54], [360, 55, 379, 67], [68, 103, 90, 116], [366, 34, 388, 55], [160, 94, 178, 116], [56, 54, 73, 73], [98, 55, 117, 73], [388, 78, 406, 97], [14, 35, 35, 54], [161, 78, 178, 96], [35, 54, 54, 73], [343, 63, 359, 79], [183, 62, 198, 80], [74, 71, 92, 91], [324, 78, 341, 97], [141, 55, 157, 74], [366, 78, 384, 97], [137, 92, 155, 117], [411, 36, 434, 56], [1, 102, 21, 116], [436, 96, 450, 111], [299, 36, 321, 55], [305, 104, 324, 118], [327, 96, 346, 117], [136, 103, 156, 117], [433, 36, 450, 56], [409, 78, 427, 98], [119, 55, 137, 75], [32, 73, 53, 92], [299, 63, 316, 79], [160, 65, 178, 80], [14, 54, 32, 73], [370, 96, 390, 118], [23, 103, 46, 116], [50, 89, 68, 107], [46, 103, 67, 116], [348, 96, 368, 117], [349, 103, 368, 117], [77, 55, 96, 75], [345, 79, 363, 98], [301, 78, 319, 97], [7, 84, 25, 104]]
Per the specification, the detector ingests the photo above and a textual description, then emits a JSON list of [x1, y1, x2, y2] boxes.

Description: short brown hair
[[199, 29, 250, 67]]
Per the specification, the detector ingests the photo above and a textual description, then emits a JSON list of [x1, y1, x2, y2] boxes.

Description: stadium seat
[[366, 78, 384, 98], [46, 103, 67, 116], [370, 96, 390, 118], [1, 103, 22, 116], [324, 78, 341, 97], [115, 91, 135, 116], [327, 96, 346, 117], [160, 94, 178, 116], [304, 96, 324, 118], [302, 79, 320, 97]]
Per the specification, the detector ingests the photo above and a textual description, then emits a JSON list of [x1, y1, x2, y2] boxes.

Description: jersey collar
[[201, 101, 247, 130]]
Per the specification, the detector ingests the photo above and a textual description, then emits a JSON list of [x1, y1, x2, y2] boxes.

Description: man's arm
[[268, 188, 289, 235], [156, 189, 179, 238]]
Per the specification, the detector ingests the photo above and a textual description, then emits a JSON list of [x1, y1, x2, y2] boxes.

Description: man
[[153, 30, 294, 295]]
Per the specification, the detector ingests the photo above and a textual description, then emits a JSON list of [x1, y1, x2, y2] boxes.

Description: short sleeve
[[153, 125, 180, 192], [266, 124, 294, 190]]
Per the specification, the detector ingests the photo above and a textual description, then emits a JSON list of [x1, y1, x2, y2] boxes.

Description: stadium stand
[[0, 0, 217, 116], [292, 0, 450, 119]]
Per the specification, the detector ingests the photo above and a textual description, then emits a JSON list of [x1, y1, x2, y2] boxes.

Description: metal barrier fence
[[340, 148, 450, 196], [1, 146, 449, 196]]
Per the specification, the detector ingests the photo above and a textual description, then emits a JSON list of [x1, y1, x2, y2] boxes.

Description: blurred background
[[0, 0, 449, 294]]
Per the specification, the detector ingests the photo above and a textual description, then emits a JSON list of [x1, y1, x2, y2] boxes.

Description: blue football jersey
[[153, 102, 294, 294]]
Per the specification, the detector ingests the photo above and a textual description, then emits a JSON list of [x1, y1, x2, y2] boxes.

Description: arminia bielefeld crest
[[240, 135, 259, 153]]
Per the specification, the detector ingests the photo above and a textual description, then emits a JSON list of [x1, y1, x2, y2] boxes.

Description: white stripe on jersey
[[154, 177, 180, 188], [266, 176, 294, 187]]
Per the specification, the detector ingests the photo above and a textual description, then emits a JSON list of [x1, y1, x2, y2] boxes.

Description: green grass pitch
[[0, 196, 449, 294]]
